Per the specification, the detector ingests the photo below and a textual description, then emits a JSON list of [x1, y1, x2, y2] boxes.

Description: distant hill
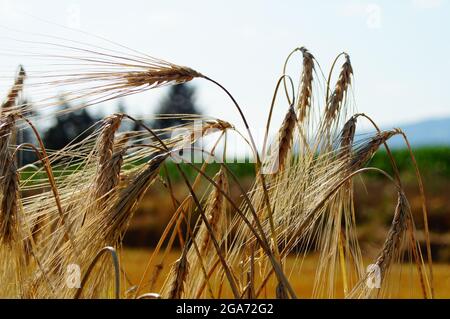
[[363, 117, 450, 148]]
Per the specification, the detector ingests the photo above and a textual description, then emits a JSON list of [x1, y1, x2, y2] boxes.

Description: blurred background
[[0, 0, 449, 288], [13, 83, 450, 262]]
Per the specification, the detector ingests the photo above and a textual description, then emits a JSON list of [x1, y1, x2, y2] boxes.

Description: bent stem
[[398, 130, 434, 298], [13, 118, 77, 254], [281, 47, 302, 105], [74, 246, 120, 299], [202, 76, 281, 263]]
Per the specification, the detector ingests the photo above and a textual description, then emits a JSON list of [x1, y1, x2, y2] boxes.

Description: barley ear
[[93, 114, 124, 204], [168, 249, 190, 299], [1, 66, 26, 114], [325, 54, 353, 123], [0, 161, 19, 245], [339, 115, 358, 157], [125, 65, 202, 88], [351, 130, 400, 170], [277, 107, 297, 172], [297, 47, 314, 122], [200, 169, 228, 255]]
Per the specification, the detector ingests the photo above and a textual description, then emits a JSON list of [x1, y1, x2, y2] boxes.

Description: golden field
[[121, 248, 450, 299]]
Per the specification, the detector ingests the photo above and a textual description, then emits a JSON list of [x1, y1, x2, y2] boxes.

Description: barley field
[[0, 10, 446, 300]]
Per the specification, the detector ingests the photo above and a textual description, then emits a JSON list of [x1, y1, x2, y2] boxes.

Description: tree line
[[16, 83, 201, 165]]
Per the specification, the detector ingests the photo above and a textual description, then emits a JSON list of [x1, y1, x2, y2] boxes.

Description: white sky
[[0, 0, 449, 135]]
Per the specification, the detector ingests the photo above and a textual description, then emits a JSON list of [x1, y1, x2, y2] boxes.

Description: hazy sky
[[0, 0, 449, 134]]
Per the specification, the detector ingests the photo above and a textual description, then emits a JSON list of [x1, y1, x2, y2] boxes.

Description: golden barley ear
[[1, 66, 26, 115], [125, 65, 203, 88], [0, 161, 20, 245], [375, 192, 410, 277], [339, 115, 358, 155], [276, 107, 297, 172], [351, 130, 400, 170], [0, 36, 204, 117], [81, 116, 126, 227], [101, 152, 168, 244], [199, 169, 229, 255], [325, 54, 353, 123], [92, 114, 125, 205], [297, 47, 314, 122], [347, 191, 413, 298], [168, 249, 190, 299], [0, 115, 18, 245]]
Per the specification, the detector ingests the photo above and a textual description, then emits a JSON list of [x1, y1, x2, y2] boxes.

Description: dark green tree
[[15, 98, 37, 165], [152, 83, 201, 130], [43, 98, 100, 151]]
